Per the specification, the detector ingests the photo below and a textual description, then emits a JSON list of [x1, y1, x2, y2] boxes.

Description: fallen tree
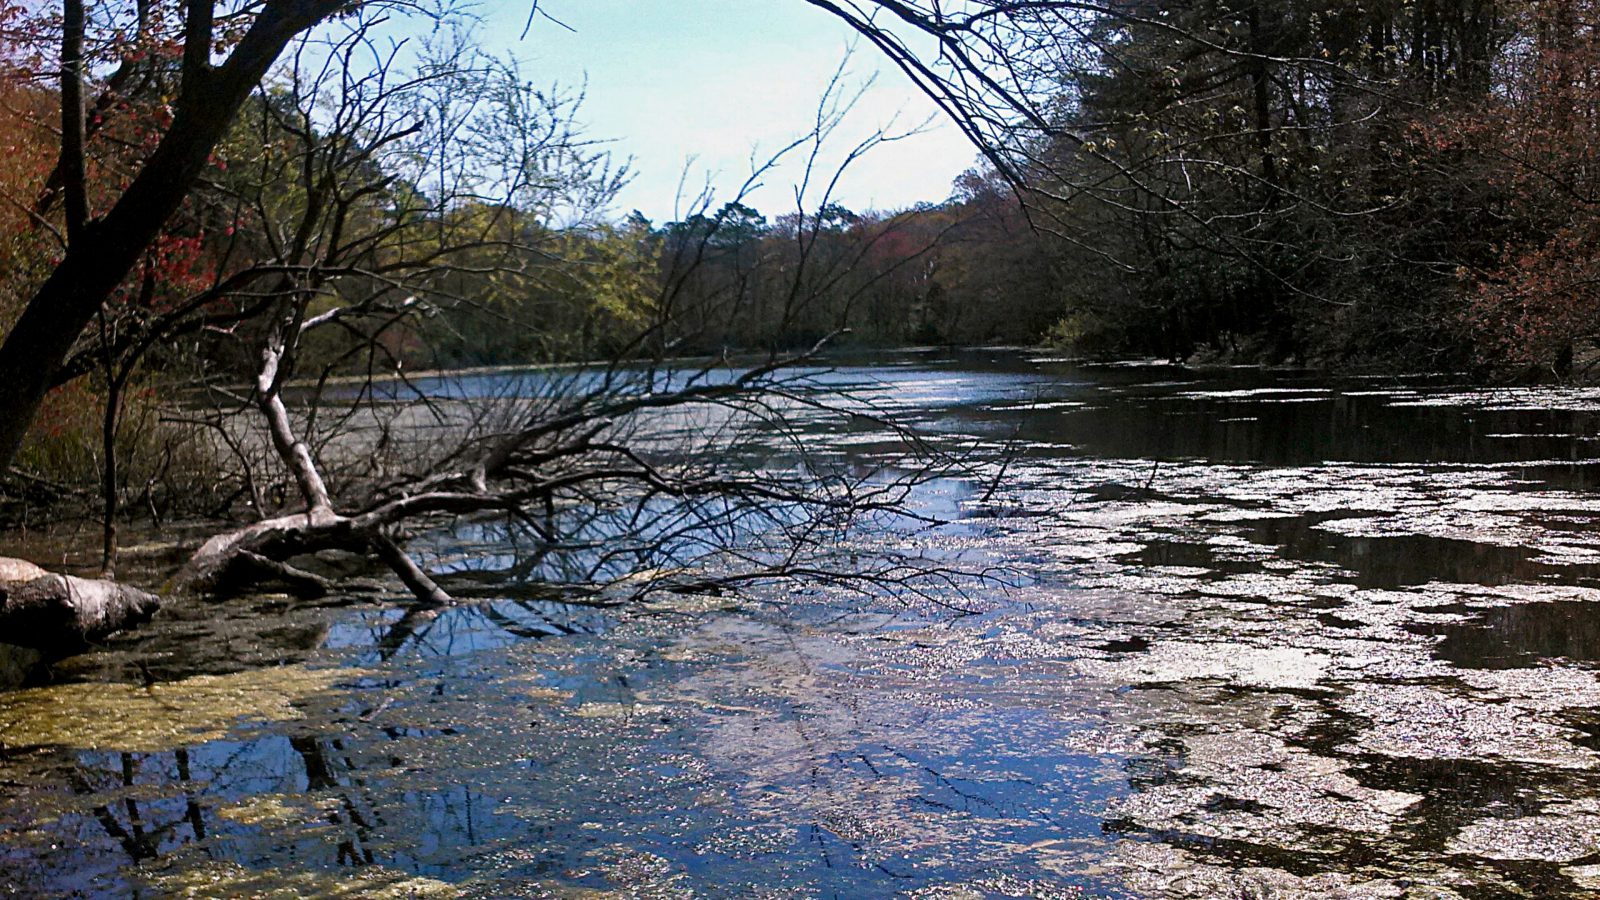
[[152, 26, 969, 610], [0, 557, 160, 651]]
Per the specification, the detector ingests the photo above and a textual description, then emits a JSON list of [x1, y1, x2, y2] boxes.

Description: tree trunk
[[0, 557, 161, 651], [0, 0, 347, 471]]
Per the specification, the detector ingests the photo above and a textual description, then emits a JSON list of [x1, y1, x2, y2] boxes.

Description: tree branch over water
[[152, 21, 984, 607]]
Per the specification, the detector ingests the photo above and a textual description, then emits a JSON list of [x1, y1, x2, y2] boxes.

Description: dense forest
[[1031, 0, 1600, 377], [620, 0, 1600, 380]]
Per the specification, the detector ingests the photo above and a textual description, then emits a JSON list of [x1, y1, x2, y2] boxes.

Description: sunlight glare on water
[[7, 351, 1600, 897]]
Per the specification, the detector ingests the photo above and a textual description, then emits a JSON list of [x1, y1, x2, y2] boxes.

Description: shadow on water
[[1123, 510, 1581, 591], [1013, 367, 1600, 468], [1245, 514, 1544, 589]]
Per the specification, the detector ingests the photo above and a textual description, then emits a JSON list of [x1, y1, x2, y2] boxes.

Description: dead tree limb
[[0, 558, 160, 651]]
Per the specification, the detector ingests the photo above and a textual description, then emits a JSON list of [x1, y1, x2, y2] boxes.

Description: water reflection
[[325, 598, 606, 664], [1426, 601, 1600, 669], [11, 353, 1600, 896], [1247, 514, 1545, 588]]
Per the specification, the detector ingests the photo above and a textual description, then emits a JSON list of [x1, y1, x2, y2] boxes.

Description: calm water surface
[[7, 352, 1600, 897]]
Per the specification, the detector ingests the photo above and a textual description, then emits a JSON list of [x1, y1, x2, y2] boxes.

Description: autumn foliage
[[1448, 0, 1600, 375], [4, 0, 1600, 495]]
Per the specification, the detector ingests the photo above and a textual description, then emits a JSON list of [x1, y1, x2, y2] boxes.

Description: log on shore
[[0, 557, 161, 651]]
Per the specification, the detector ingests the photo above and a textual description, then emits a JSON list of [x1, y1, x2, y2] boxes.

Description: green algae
[[571, 701, 667, 719], [0, 665, 360, 752], [135, 860, 458, 898], [216, 792, 342, 828]]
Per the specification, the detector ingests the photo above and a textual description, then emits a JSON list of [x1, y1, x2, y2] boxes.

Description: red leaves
[[1417, 0, 1600, 373], [105, 232, 216, 318]]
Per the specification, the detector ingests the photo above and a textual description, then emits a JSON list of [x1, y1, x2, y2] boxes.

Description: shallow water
[[8, 352, 1600, 897]]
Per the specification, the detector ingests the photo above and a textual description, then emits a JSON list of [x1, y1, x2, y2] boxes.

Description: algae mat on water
[[133, 860, 458, 899], [0, 664, 361, 752]]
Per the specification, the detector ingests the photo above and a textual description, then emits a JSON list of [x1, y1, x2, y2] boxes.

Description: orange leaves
[[1404, 0, 1600, 373], [1465, 224, 1600, 374]]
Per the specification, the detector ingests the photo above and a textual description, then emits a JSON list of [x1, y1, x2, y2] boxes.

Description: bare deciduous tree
[[143, 24, 980, 611]]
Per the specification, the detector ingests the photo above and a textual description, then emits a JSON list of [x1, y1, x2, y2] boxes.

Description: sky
[[477, 0, 980, 224]]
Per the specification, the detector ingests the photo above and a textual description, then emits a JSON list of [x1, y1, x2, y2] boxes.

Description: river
[[5, 350, 1600, 897]]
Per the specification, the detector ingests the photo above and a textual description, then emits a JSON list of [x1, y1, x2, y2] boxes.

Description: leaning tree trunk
[[170, 317, 455, 607], [0, 0, 350, 471]]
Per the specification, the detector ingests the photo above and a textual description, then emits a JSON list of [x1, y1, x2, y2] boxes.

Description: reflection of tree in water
[[1431, 601, 1600, 669], [72, 753, 163, 863], [289, 734, 375, 867], [65, 738, 366, 871], [4, 594, 607, 891], [27, 741, 297, 892], [419, 495, 818, 595], [351, 597, 604, 664], [36, 722, 487, 887]]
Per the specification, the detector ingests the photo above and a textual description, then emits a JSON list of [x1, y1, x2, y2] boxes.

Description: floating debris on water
[[0, 665, 360, 752], [8, 357, 1600, 896]]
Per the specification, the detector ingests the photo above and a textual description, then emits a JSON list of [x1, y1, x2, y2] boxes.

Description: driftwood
[[0, 557, 161, 651], [171, 509, 445, 602]]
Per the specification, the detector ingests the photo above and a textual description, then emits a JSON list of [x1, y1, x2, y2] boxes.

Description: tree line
[[3, 2, 1599, 472], [931, 0, 1600, 377], [451, 0, 1600, 379], [0, 0, 992, 630]]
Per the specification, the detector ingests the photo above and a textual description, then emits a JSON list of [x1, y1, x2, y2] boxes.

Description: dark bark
[[0, 0, 350, 472], [59, 0, 87, 245], [1246, 6, 1278, 192]]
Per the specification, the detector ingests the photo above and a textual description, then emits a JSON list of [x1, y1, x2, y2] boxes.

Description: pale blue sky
[[479, 0, 979, 223]]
